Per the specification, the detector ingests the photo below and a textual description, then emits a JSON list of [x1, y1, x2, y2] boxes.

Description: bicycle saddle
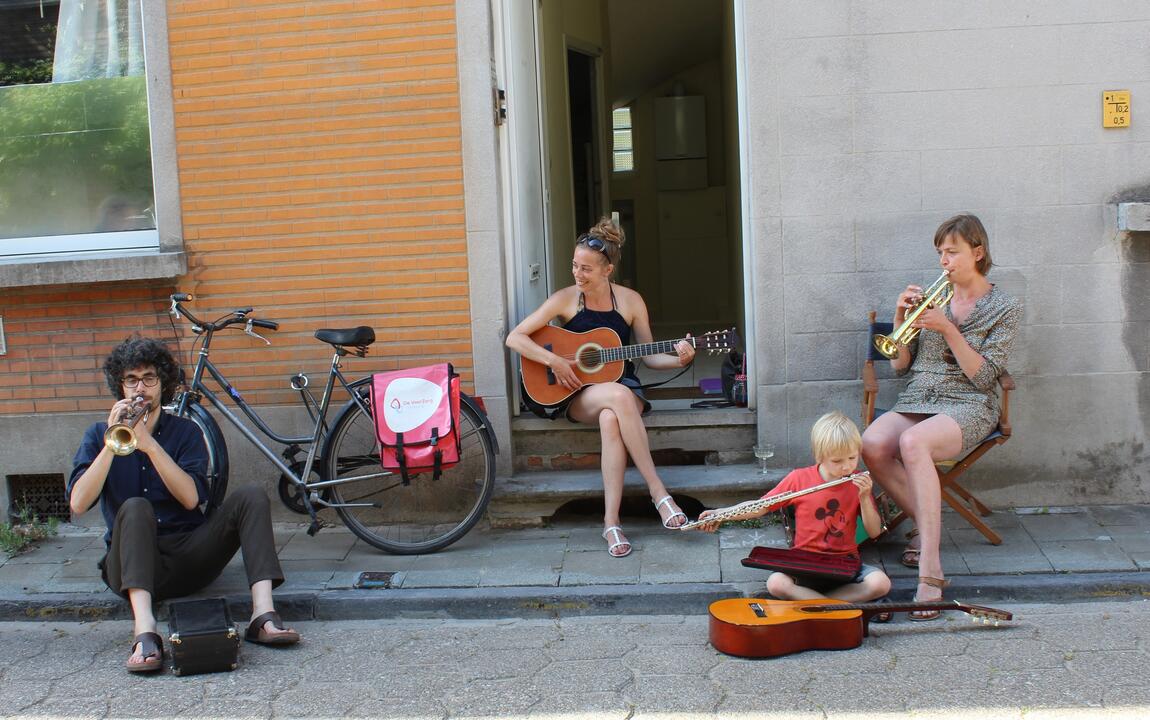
[[314, 326, 376, 348]]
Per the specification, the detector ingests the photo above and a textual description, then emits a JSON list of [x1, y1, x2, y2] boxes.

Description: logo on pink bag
[[383, 377, 444, 433]]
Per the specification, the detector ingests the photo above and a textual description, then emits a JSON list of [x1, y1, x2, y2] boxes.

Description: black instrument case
[[167, 598, 240, 676]]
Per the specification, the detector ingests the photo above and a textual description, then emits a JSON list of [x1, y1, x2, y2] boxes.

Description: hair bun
[[589, 217, 624, 248]]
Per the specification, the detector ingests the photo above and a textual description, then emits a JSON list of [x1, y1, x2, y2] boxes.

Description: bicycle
[[164, 293, 498, 554]]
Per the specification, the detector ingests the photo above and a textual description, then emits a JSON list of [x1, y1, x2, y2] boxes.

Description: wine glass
[[752, 443, 775, 474]]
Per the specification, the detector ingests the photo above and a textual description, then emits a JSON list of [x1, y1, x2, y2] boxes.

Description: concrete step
[[489, 463, 786, 527], [511, 407, 756, 472]]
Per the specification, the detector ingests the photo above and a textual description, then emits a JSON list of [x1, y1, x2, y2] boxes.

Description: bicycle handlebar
[[169, 293, 280, 333]]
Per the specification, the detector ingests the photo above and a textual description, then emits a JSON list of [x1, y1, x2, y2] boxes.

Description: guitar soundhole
[[576, 344, 603, 373]]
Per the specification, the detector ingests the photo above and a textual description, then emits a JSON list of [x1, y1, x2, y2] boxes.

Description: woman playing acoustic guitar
[[506, 218, 695, 557]]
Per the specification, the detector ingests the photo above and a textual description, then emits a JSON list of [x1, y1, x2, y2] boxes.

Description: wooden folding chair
[[862, 311, 1014, 545]]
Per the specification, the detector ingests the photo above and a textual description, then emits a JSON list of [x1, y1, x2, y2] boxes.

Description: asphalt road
[[1, 598, 1148, 719]]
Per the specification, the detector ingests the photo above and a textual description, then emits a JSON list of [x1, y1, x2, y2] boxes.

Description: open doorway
[[507, 0, 745, 409]]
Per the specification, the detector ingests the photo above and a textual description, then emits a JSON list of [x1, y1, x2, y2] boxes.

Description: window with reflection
[[0, 0, 157, 260]]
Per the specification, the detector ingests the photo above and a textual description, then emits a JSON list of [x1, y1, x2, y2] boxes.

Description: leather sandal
[[125, 631, 164, 673], [908, 576, 950, 622], [602, 525, 632, 558], [900, 528, 921, 568], [654, 495, 687, 529], [245, 610, 301, 646], [871, 597, 894, 624]]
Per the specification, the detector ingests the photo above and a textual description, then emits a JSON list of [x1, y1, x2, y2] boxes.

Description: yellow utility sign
[[1103, 90, 1130, 128]]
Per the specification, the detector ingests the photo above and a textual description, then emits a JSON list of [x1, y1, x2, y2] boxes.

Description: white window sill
[[0, 249, 187, 288]]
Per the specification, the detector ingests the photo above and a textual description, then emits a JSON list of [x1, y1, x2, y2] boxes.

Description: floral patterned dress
[[890, 284, 1023, 452]]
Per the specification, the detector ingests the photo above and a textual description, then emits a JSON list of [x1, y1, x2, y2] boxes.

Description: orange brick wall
[[0, 0, 472, 416]]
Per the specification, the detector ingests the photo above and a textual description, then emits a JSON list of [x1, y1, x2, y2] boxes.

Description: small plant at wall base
[[0, 507, 59, 557]]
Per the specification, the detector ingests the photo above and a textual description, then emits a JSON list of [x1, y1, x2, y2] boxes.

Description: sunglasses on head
[[576, 234, 611, 259]]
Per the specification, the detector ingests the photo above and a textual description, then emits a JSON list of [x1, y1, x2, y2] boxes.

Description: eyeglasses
[[122, 374, 160, 389], [576, 234, 611, 259]]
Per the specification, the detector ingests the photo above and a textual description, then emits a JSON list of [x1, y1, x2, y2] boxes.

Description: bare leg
[[126, 588, 157, 666], [249, 579, 297, 640], [766, 572, 826, 601], [897, 414, 963, 599], [568, 383, 677, 508], [827, 572, 892, 603], [597, 409, 627, 529], [861, 411, 922, 517]]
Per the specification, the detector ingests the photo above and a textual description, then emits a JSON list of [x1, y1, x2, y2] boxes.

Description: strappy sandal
[[900, 528, 921, 568], [654, 495, 687, 529], [125, 631, 164, 673], [602, 525, 632, 558], [908, 576, 950, 622], [245, 610, 301, 646]]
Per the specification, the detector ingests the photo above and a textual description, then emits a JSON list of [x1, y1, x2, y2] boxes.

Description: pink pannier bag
[[371, 363, 461, 483]]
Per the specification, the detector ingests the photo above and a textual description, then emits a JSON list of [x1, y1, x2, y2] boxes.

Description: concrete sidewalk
[[2, 503, 1148, 622]]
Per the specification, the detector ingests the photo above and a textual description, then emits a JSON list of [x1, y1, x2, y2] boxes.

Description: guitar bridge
[[543, 343, 556, 385]]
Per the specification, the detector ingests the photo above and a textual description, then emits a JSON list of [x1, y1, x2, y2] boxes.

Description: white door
[[496, 0, 550, 322]]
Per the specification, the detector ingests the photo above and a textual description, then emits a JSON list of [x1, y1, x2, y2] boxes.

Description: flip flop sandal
[[908, 576, 950, 622], [654, 495, 687, 529], [125, 631, 165, 673], [245, 610, 301, 646], [602, 525, 632, 558], [900, 528, 921, 569]]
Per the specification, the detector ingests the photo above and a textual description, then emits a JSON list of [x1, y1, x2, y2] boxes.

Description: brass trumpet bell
[[104, 397, 150, 456], [873, 271, 953, 359]]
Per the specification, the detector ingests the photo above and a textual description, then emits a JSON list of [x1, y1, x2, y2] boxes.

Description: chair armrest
[[998, 371, 1015, 393], [997, 371, 1013, 437]]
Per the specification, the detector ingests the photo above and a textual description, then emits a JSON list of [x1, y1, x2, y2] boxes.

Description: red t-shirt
[[762, 465, 861, 555]]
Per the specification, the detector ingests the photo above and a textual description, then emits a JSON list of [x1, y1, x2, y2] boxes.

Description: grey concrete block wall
[[745, 0, 1150, 505]]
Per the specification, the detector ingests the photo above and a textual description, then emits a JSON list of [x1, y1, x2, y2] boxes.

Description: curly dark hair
[[102, 335, 182, 404]]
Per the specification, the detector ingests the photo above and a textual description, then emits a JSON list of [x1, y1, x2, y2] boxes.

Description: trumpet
[[873, 270, 953, 359], [104, 396, 151, 456]]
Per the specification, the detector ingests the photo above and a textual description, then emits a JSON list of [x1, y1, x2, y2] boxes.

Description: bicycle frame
[[171, 319, 373, 522]]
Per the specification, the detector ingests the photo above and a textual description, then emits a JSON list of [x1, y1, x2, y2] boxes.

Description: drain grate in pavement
[[354, 571, 396, 589]]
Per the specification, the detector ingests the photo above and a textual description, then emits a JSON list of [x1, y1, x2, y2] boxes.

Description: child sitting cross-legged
[[692, 411, 892, 611]]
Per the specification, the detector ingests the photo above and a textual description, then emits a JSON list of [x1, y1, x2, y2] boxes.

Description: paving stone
[[639, 533, 720, 584], [479, 543, 564, 587], [951, 525, 1054, 574], [1019, 511, 1108, 541], [1037, 539, 1138, 572], [1087, 505, 1150, 527], [277, 529, 358, 561], [401, 553, 485, 588], [559, 548, 641, 585]]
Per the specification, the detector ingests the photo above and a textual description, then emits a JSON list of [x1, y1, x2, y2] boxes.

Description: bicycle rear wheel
[[178, 402, 230, 515], [323, 390, 495, 554]]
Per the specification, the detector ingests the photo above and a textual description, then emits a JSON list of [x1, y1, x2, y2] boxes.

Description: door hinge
[[494, 88, 507, 126]]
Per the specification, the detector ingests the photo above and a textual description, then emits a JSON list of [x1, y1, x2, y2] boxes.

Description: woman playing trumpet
[[861, 214, 1021, 620]]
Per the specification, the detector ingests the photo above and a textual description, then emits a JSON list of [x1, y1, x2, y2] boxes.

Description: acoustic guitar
[[708, 597, 1012, 658], [520, 326, 738, 408]]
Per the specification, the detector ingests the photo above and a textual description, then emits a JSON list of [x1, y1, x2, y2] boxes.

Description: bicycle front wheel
[[323, 391, 495, 554]]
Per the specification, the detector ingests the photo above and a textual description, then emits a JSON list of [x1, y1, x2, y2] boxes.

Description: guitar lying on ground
[[520, 326, 739, 408], [708, 597, 1013, 658]]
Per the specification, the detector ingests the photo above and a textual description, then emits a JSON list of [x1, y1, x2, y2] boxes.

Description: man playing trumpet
[[861, 214, 1022, 620], [69, 335, 299, 673]]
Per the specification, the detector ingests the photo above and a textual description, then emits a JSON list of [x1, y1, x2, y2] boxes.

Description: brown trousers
[[101, 485, 284, 601]]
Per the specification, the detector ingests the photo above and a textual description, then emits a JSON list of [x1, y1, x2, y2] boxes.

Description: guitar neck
[[800, 600, 1012, 622], [597, 337, 691, 363]]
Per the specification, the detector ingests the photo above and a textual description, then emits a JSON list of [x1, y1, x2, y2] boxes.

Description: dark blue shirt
[[68, 412, 210, 544]]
